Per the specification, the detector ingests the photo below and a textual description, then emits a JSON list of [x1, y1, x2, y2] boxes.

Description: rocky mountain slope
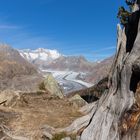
[[83, 56, 113, 83], [45, 56, 96, 72], [0, 45, 37, 78], [19, 48, 97, 72], [0, 44, 43, 91]]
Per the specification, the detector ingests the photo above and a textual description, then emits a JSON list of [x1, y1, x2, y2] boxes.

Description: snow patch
[[19, 48, 62, 62]]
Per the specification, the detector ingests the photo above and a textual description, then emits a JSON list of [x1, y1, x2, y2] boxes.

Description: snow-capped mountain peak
[[19, 48, 62, 62]]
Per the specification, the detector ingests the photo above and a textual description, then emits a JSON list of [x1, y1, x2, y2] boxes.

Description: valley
[[1, 0, 140, 139], [19, 48, 112, 93], [42, 70, 93, 94]]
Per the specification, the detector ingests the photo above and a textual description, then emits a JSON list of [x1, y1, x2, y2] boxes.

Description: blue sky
[[0, 0, 126, 61]]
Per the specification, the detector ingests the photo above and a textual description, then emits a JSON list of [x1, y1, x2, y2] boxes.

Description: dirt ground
[[0, 92, 82, 139]]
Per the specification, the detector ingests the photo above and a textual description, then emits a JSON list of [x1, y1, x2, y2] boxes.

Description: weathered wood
[[80, 14, 140, 140]]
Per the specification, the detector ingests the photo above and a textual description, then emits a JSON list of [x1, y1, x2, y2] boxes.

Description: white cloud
[[0, 25, 20, 29], [93, 46, 116, 54]]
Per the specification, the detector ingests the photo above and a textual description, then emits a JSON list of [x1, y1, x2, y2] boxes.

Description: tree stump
[[80, 14, 140, 140]]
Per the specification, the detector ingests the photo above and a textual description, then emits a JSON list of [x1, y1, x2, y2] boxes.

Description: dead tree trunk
[[80, 14, 140, 140]]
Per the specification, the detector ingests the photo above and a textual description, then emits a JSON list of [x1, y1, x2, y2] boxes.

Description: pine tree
[[117, 0, 137, 26], [117, 6, 130, 26]]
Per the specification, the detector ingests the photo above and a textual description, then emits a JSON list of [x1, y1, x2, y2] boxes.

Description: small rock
[[69, 94, 87, 108], [0, 90, 21, 107], [42, 131, 53, 140], [41, 125, 56, 139]]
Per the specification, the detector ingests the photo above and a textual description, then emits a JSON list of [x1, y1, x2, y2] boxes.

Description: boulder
[[44, 74, 64, 99], [69, 94, 88, 108]]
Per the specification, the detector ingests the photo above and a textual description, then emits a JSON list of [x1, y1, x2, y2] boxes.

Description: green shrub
[[52, 132, 67, 140], [36, 91, 44, 95], [38, 81, 46, 90], [52, 132, 76, 140]]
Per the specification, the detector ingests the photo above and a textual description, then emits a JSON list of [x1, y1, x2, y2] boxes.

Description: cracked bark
[[80, 13, 140, 140]]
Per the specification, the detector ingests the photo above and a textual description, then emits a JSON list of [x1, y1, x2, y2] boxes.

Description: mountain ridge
[[19, 48, 97, 72], [19, 47, 113, 84], [19, 48, 61, 61]]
